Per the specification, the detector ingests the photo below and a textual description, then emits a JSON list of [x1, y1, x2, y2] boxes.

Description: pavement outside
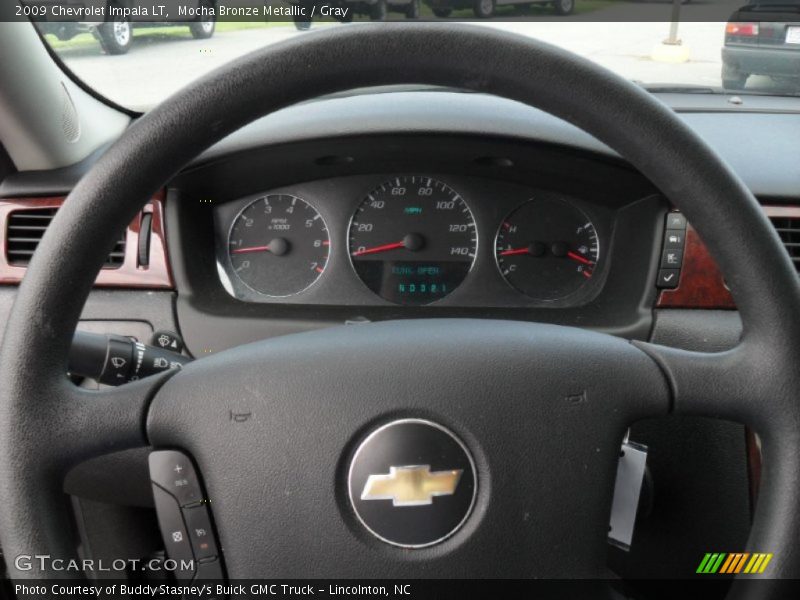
[[49, 0, 794, 110]]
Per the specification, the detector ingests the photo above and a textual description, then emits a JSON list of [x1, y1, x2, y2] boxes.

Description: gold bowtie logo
[[361, 465, 463, 507]]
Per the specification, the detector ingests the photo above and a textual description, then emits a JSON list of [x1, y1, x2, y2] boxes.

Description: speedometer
[[348, 176, 477, 305]]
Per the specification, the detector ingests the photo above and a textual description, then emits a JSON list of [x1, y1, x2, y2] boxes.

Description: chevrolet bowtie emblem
[[360, 465, 463, 507]]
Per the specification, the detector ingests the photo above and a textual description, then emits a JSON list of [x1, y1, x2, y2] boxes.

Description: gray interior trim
[[0, 287, 177, 350], [0, 143, 111, 198], [0, 23, 129, 171], [3, 88, 798, 199], [189, 90, 800, 200]]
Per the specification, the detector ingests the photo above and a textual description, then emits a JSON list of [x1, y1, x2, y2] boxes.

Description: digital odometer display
[[349, 176, 477, 305]]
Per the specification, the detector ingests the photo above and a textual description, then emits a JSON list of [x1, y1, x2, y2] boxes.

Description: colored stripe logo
[[697, 553, 773, 574]]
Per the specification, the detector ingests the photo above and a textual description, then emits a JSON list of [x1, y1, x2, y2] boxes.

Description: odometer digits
[[349, 176, 477, 305]]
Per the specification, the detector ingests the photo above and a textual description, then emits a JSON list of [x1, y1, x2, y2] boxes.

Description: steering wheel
[[1, 24, 799, 591]]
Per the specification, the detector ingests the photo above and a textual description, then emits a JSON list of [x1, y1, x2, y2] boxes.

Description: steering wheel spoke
[[634, 338, 800, 580], [634, 339, 800, 434], [59, 374, 169, 463], [0, 373, 167, 578]]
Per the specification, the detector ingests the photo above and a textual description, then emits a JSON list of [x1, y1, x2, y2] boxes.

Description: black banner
[[3, 0, 799, 24], [7, 579, 800, 600]]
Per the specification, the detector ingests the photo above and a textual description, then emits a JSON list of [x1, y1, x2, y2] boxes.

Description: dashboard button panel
[[657, 212, 688, 288]]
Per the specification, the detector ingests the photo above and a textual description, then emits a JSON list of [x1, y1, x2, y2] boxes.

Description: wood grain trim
[[657, 205, 800, 309], [656, 224, 735, 309], [0, 192, 172, 289]]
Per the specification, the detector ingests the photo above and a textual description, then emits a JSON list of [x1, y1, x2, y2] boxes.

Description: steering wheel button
[[193, 558, 224, 582], [149, 450, 204, 507], [151, 484, 196, 580], [182, 505, 219, 561]]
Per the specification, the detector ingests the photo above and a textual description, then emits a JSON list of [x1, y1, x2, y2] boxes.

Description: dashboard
[[214, 174, 610, 308], [3, 89, 798, 357], [166, 130, 666, 351]]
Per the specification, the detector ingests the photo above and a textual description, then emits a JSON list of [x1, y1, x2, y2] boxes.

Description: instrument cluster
[[215, 174, 611, 308]]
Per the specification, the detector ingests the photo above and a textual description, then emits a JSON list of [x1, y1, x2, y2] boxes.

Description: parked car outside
[[291, 0, 420, 28], [353, 0, 422, 20], [424, 0, 575, 19], [722, 0, 800, 90], [32, 0, 217, 55]]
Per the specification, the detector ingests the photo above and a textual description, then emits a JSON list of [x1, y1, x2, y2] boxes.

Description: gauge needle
[[499, 247, 531, 256], [351, 240, 410, 257], [566, 251, 594, 266], [232, 238, 290, 256], [232, 245, 271, 254]]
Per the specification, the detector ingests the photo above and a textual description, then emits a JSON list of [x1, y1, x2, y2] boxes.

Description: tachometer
[[228, 194, 329, 297], [349, 176, 477, 305], [495, 198, 599, 300]]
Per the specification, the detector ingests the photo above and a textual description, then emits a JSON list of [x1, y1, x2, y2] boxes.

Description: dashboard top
[[1, 90, 799, 200], [188, 90, 800, 200]]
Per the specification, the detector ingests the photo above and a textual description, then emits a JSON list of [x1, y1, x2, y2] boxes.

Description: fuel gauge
[[495, 198, 599, 301]]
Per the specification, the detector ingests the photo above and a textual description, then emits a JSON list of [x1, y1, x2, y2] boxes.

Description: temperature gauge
[[495, 198, 599, 301]]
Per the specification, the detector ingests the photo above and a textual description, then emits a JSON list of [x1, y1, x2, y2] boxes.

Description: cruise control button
[[183, 504, 218, 561], [151, 484, 195, 580], [661, 249, 683, 269], [665, 212, 686, 230], [149, 450, 203, 507], [657, 269, 680, 289]]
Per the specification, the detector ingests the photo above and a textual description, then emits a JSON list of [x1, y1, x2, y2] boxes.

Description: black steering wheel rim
[[1, 23, 799, 589]]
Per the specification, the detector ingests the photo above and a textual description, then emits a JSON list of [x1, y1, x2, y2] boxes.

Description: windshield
[[27, 0, 800, 111]]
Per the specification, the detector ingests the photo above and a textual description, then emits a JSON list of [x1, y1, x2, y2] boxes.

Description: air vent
[[6, 207, 126, 268], [769, 215, 800, 275]]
